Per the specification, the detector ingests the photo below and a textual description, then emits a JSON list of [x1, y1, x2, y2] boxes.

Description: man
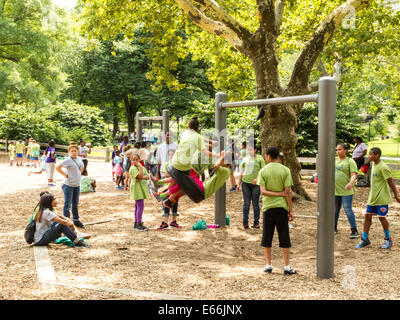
[[156, 132, 178, 179], [257, 146, 296, 275], [356, 147, 400, 249]]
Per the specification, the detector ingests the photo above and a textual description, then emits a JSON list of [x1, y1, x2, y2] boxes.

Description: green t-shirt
[[335, 157, 358, 196], [129, 165, 149, 201], [203, 166, 231, 199], [172, 129, 205, 172], [8, 145, 15, 157], [31, 143, 40, 157], [368, 161, 393, 206], [257, 162, 293, 212], [240, 149, 246, 159], [241, 154, 265, 184], [191, 151, 214, 176], [80, 176, 94, 193], [15, 142, 24, 154], [27, 142, 33, 156]]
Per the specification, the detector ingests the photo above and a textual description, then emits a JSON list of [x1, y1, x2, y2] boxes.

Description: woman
[[34, 193, 90, 247], [78, 139, 91, 170], [351, 137, 367, 170], [45, 140, 57, 186], [56, 144, 85, 228], [335, 143, 360, 238]]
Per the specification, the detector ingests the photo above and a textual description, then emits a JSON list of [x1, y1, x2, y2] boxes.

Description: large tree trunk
[[112, 101, 119, 138], [122, 93, 138, 134]]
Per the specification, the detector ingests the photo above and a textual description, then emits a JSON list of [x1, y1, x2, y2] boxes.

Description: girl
[[28, 152, 47, 176], [122, 145, 132, 191], [56, 144, 85, 229], [78, 140, 91, 170], [114, 150, 124, 190], [237, 142, 265, 229], [335, 143, 360, 238], [31, 139, 41, 168], [129, 153, 150, 231], [111, 145, 119, 182], [33, 193, 90, 247], [15, 140, 24, 166], [45, 140, 57, 186], [80, 169, 96, 193], [8, 142, 15, 166]]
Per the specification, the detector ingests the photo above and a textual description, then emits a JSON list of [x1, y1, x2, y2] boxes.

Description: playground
[[2, 154, 400, 300]]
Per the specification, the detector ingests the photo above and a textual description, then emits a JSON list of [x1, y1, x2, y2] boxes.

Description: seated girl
[[80, 169, 96, 193]]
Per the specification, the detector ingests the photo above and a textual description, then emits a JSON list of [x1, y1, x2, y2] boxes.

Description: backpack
[[24, 219, 36, 244], [356, 176, 370, 188]]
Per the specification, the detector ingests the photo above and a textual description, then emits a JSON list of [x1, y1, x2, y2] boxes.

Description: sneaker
[[73, 220, 85, 229], [157, 222, 169, 231], [77, 232, 91, 239], [153, 192, 161, 202], [135, 223, 148, 232], [228, 185, 237, 192], [284, 266, 297, 275], [381, 237, 392, 249], [263, 265, 272, 273], [115, 186, 122, 190], [252, 222, 260, 229], [243, 224, 249, 229], [75, 239, 90, 248], [170, 221, 182, 229], [350, 230, 360, 239], [355, 238, 371, 248], [48, 183, 56, 187], [163, 198, 175, 209]]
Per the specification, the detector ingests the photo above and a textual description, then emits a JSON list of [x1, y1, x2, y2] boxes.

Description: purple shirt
[[45, 147, 56, 163], [120, 141, 127, 152]]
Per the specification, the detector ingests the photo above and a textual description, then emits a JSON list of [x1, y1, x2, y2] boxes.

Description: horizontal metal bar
[[220, 94, 318, 109], [138, 116, 163, 121]]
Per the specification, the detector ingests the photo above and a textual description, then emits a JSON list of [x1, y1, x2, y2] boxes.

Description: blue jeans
[[335, 195, 357, 229], [62, 184, 80, 221], [241, 182, 260, 224], [35, 222, 77, 246]]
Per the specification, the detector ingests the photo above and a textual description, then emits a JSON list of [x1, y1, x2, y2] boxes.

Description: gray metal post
[[136, 112, 142, 142], [317, 76, 337, 279], [215, 92, 227, 226], [162, 109, 169, 134]]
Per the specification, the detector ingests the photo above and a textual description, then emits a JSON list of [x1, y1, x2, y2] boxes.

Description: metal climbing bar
[[220, 94, 318, 109], [135, 109, 169, 142]]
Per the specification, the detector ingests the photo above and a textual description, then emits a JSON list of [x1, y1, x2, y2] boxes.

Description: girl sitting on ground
[[33, 193, 90, 247], [80, 169, 96, 193]]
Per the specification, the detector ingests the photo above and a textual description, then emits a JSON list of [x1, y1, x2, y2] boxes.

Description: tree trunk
[[122, 93, 138, 134], [251, 49, 311, 200], [112, 101, 119, 138]]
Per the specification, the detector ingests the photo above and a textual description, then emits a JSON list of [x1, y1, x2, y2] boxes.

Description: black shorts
[[261, 208, 291, 248]]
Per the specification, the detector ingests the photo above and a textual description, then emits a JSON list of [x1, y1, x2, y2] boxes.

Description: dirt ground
[[1, 153, 400, 300]]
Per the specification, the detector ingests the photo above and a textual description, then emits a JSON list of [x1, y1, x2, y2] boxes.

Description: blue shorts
[[17, 153, 23, 158], [32, 156, 39, 161], [27, 155, 31, 160], [366, 205, 389, 217]]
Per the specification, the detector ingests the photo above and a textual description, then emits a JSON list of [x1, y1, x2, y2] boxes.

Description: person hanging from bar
[[166, 116, 220, 203]]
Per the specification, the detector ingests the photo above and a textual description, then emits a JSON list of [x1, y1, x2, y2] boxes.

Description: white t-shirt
[[34, 208, 57, 244], [352, 143, 367, 159], [156, 142, 178, 165]]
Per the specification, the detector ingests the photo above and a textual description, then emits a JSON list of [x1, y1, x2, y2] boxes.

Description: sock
[[362, 232, 368, 240], [265, 264, 272, 270], [384, 229, 390, 239]]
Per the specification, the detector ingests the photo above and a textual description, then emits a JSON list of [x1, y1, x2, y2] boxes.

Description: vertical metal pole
[[317, 76, 337, 279], [136, 112, 142, 142], [162, 109, 169, 134], [215, 92, 227, 226]]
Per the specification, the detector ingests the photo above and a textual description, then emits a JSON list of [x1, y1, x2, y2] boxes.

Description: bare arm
[[260, 185, 288, 197], [345, 172, 358, 190], [236, 167, 245, 192], [285, 186, 294, 221], [56, 164, 68, 178], [388, 178, 400, 203]]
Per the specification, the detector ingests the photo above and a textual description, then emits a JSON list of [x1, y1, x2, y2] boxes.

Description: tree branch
[[274, 0, 286, 32], [0, 55, 18, 62], [288, 0, 373, 92], [174, 0, 249, 53], [256, 0, 276, 33], [0, 43, 24, 46]]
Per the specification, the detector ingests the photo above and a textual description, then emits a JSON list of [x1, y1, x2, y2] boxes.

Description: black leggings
[[261, 208, 291, 248]]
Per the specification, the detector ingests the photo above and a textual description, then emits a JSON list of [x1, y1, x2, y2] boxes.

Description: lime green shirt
[[80, 176, 94, 193], [129, 165, 149, 201], [172, 129, 205, 172], [204, 166, 231, 199], [368, 161, 393, 206], [8, 145, 15, 157], [241, 154, 265, 184], [240, 149, 246, 159], [27, 142, 33, 156], [257, 162, 293, 212], [335, 157, 358, 196], [31, 143, 40, 157], [191, 151, 214, 176], [15, 142, 24, 154]]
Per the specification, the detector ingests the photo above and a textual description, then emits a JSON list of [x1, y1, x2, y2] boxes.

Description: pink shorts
[[114, 164, 123, 176]]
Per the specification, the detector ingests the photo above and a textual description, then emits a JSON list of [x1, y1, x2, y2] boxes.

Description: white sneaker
[[263, 265, 273, 273], [77, 232, 91, 239]]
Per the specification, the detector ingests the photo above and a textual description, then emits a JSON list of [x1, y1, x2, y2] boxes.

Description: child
[[8, 142, 15, 166], [237, 142, 265, 229], [33, 193, 90, 247], [111, 145, 118, 182], [129, 153, 150, 231], [31, 139, 41, 168], [15, 140, 24, 166], [25, 138, 33, 166], [28, 152, 47, 176], [122, 145, 132, 191], [356, 147, 400, 249], [80, 169, 96, 193], [114, 150, 124, 190], [257, 146, 296, 275]]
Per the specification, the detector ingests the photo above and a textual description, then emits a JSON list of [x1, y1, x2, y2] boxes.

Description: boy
[[356, 147, 400, 249], [15, 140, 25, 166], [257, 146, 296, 275], [8, 142, 15, 166]]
